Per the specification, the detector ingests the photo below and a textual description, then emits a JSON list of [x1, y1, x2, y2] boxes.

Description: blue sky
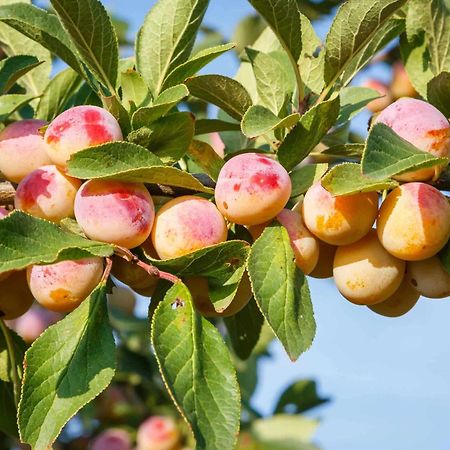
[[37, 1, 450, 449]]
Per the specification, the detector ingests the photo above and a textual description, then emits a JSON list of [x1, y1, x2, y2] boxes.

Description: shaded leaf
[[427, 72, 450, 117], [0, 326, 26, 383], [0, 211, 113, 274], [186, 139, 224, 181], [50, 0, 119, 91], [0, 3, 83, 76], [36, 67, 82, 121], [18, 284, 115, 449], [241, 105, 299, 138], [224, 298, 264, 360], [275, 379, 329, 414], [290, 163, 328, 197], [278, 96, 340, 170], [0, 381, 17, 437], [152, 283, 240, 450], [195, 119, 240, 135], [0, 55, 42, 94], [163, 43, 235, 90], [132, 84, 189, 128], [248, 225, 315, 361], [186, 75, 252, 121]]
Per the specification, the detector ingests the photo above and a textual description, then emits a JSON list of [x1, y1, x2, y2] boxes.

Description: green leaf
[[0, 326, 26, 383], [0, 94, 37, 121], [50, 0, 119, 92], [152, 283, 240, 450], [337, 86, 381, 125], [186, 139, 224, 181], [132, 84, 189, 128], [251, 414, 319, 450], [245, 48, 292, 115], [120, 70, 151, 111], [149, 241, 250, 312], [224, 298, 264, 360], [319, 143, 365, 158], [241, 105, 299, 139], [186, 75, 253, 121], [0, 211, 113, 274], [427, 72, 450, 116], [195, 119, 241, 135], [136, 0, 208, 97], [290, 163, 329, 197], [340, 18, 405, 88], [321, 162, 397, 195], [0, 381, 17, 437], [0, 3, 83, 76], [67, 142, 213, 194], [248, 225, 316, 361], [324, 0, 407, 86], [362, 123, 449, 179], [0, 5, 51, 97], [408, 0, 450, 75], [278, 96, 340, 171], [139, 112, 195, 164], [0, 55, 42, 94], [248, 0, 302, 62], [400, 32, 433, 99], [274, 379, 329, 414], [18, 283, 115, 449], [439, 241, 450, 274], [35, 67, 82, 121], [162, 43, 235, 90], [299, 14, 324, 96], [102, 94, 132, 136]]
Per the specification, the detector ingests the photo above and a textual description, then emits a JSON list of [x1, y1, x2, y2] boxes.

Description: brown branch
[[0, 181, 15, 206]]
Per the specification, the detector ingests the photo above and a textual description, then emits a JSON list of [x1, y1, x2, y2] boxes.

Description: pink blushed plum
[[92, 428, 132, 450], [74, 179, 154, 249], [374, 98, 450, 181], [27, 257, 103, 312], [277, 208, 319, 275], [215, 152, 292, 226], [137, 416, 181, 450], [0, 119, 52, 183], [362, 80, 392, 113], [44, 105, 123, 166], [7, 304, 61, 343], [14, 165, 81, 222], [151, 195, 227, 259]]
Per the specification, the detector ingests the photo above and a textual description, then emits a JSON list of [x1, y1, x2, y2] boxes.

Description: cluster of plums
[[91, 414, 188, 450], [0, 96, 449, 326]]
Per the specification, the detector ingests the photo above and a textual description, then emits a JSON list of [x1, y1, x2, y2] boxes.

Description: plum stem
[[101, 257, 113, 283], [0, 319, 20, 408], [114, 247, 180, 284]]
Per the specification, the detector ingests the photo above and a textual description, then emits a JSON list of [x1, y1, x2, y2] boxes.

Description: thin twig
[[101, 257, 113, 283]]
